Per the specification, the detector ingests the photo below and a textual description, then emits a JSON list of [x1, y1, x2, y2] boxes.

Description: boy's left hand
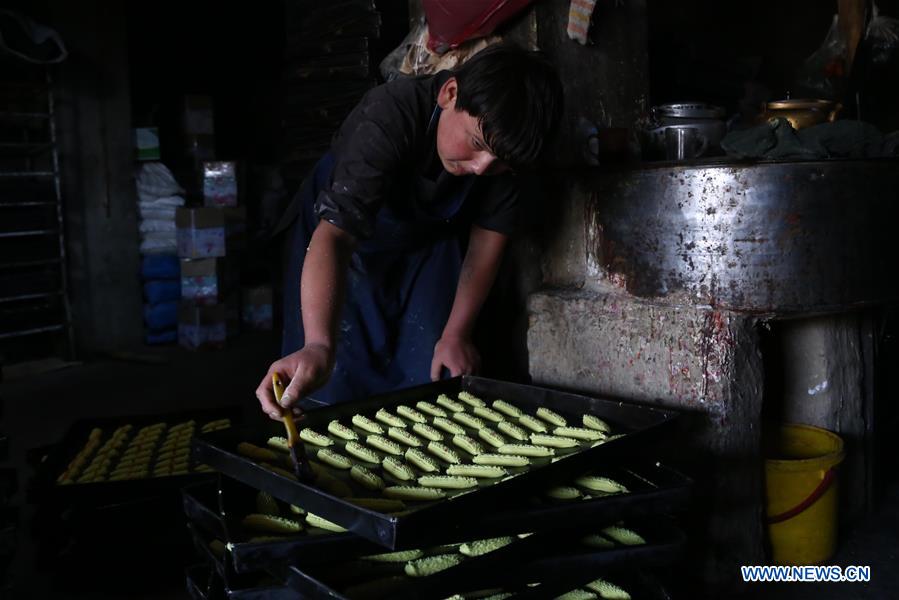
[[431, 335, 481, 380]]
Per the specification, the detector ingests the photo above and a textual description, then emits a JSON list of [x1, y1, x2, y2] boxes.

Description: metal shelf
[[0, 142, 52, 156], [0, 323, 64, 340], [0, 201, 57, 207], [0, 111, 50, 120], [0, 67, 73, 362], [0, 291, 62, 304], [0, 257, 60, 269], [0, 229, 57, 239], [0, 171, 55, 178], [0, 80, 49, 98]]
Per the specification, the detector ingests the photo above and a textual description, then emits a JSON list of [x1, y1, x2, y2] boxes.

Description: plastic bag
[[135, 162, 184, 199], [139, 219, 176, 234], [0, 9, 67, 64], [856, 3, 899, 130], [865, 3, 899, 65], [141, 255, 180, 280], [139, 206, 177, 221], [403, 32, 502, 77], [139, 231, 177, 255], [143, 301, 179, 331], [796, 15, 848, 100], [143, 280, 181, 305], [137, 195, 185, 209], [382, 15, 504, 78], [380, 17, 428, 81], [145, 329, 177, 345]]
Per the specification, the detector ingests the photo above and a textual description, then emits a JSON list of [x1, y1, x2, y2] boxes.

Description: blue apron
[[282, 108, 476, 405]]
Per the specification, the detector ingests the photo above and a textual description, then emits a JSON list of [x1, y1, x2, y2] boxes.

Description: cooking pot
[[641, 102, 726, 160], [760, 99, 842, 130]]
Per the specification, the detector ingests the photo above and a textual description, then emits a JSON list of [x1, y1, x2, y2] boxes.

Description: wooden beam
[[838, 0, 867, 75]]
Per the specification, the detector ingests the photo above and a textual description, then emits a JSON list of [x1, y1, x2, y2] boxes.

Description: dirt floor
[[1, 332, 896, 599]]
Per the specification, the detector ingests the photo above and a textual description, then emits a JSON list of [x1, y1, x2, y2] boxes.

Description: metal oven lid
[[652, 102, 725, 120], [193, 376, 681, 550]]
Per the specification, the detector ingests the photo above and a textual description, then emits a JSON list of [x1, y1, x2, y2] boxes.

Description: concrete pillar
[[773, 312, 875, 522], [49, 0, 143, 353], [528, 285, 765, 592]]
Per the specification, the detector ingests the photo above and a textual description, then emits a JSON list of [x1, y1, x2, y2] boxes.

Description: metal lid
[[767, 99, 837, 110], [652, 102, 725, 119]]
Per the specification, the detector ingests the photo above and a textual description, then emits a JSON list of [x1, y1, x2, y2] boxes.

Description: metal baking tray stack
[[185, 376, 693, 598], [31, 407, 239, 505], [28, 408, 240, 594], [182, 467, 687, 598], [0, 393, 14, 594], [281, 0, 409, 182], [282, 0, 381, 177]]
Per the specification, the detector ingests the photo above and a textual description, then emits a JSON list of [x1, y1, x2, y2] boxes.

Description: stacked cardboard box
[[133, 127, 160, 161], [241, 285, 273, 331], [182, 95, 215, 165], [172, 96, 249, 350], [175, 207, 246, 259], [176, 208, 245, 350], [135, 164, 186, 345]]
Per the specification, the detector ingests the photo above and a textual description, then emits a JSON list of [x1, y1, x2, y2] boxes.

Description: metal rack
[[183, 379, 689, 598], [0, 65, 74, 363]]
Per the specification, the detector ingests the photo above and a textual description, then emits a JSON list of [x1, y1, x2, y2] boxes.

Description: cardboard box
[[133, 127, 160, 161], [241, 285, 273, 331], [177, 296, 239, 350], [181, 258, 238, 305], [184, 134, 216, 162], [183, 95, 214, 135], [202, 161, 240, 207], [175, 207, 246, 258]]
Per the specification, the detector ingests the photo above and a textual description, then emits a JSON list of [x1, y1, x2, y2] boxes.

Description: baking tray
[[282, 518, 685, 600], [186, 564, 221, 600], [526, 516, 686, 573], [282, 529, 574, 600], [30, 494, 196, 595], [484, 460, 692, 534], [187, 528, 297, 600], [183, 459, 692, 574], [184, 478, 587, 596], [31, 406, 240, 506], [193, 376, 681, 549], [183, 477, 384, 573], [514, 569, 673, 600]]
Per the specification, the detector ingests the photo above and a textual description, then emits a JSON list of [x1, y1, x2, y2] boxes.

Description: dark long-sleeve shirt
[[313, 71, 523, 240]]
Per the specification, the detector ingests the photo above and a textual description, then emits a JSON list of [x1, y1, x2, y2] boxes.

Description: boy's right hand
[[256, 343, 335, 420]]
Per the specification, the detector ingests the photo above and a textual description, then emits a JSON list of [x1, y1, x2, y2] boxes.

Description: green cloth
[[721, 118, 895, 160]]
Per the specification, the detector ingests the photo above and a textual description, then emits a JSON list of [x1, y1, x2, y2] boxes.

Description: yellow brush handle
[[272, 374, 299, 445]]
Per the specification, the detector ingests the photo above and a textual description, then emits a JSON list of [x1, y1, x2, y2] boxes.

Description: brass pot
[[761, 99, 842, 130]]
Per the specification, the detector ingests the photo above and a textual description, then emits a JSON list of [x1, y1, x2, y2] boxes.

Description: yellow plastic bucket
[[764, 423, 845, 565]]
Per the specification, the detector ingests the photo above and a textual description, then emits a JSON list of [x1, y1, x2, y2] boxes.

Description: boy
[[256, 44, 563, 418]]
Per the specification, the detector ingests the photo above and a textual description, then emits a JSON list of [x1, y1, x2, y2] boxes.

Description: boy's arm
[[256, 221, 356, 418], [430, 225, 509, 380]]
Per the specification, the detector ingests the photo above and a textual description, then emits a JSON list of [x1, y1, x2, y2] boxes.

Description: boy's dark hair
[[453, 44, 563, 169]]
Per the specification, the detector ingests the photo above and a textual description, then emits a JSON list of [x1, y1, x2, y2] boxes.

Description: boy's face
[[435, 78, 509, 176]]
